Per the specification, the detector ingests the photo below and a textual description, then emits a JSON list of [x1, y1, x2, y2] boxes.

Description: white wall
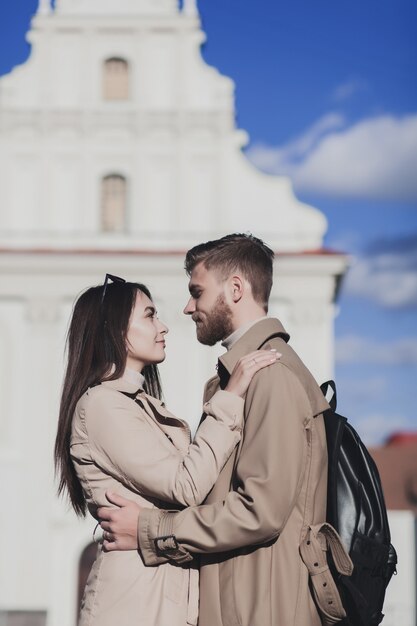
[[383, 511, 416, 626]]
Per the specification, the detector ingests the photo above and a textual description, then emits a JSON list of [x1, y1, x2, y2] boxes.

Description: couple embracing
[[55, 233, 330, 626]]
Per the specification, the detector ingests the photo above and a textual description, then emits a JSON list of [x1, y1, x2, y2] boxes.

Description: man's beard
[[193, 295, 234, 346]]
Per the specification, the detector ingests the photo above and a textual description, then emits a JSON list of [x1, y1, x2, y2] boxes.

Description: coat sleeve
[[138, 363, 312, 565], [73, 388, 243, 508]]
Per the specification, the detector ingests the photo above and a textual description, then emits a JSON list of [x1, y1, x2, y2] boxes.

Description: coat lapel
[[101, 375, 191, 452]]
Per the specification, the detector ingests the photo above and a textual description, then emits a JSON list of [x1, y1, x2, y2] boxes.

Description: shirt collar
[[123, 367, 145, 389], [100, 366, 145, 395], [221, 316, 268, 351], [219, 318, 290, 375]]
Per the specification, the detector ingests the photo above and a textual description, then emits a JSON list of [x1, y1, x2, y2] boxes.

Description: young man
[[98, 233, 332, 626]]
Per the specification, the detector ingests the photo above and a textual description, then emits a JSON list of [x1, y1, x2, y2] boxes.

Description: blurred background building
[[0, 1, 415, 625]]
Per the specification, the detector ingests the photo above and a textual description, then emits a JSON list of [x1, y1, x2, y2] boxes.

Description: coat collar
[[100, 369, 189, 428], [219, 318, 290, 375]]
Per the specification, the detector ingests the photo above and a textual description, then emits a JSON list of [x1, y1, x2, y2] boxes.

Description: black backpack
[[321, 380, 398, 626]]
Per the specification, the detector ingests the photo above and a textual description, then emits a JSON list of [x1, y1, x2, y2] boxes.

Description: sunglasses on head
[[101, 273, 126, 304]]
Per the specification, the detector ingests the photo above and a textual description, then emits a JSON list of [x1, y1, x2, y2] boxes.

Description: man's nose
[[183, 297, 195, 315]]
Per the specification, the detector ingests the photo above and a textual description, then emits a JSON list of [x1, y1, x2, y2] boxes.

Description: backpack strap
[[320, 380, 337, 411], [299, 523, 353, 625]]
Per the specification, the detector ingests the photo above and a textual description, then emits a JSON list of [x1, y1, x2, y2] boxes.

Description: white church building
[[1, 1, 411, 625]]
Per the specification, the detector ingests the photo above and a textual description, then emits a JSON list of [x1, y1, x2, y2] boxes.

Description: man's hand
[[97, 491, 142, 552]]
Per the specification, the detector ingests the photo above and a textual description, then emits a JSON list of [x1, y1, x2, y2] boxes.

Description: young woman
[[54, 276, 278, 626]]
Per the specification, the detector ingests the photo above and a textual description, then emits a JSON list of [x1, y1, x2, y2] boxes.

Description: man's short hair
[[185, 233, 274, 311]]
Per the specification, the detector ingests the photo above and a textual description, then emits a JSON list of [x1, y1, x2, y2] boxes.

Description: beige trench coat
[[139, 318, 330, 626], [70, 372, 244, 626]]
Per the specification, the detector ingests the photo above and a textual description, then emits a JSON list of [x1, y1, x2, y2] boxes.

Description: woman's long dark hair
[[54, 281, 162, 516]]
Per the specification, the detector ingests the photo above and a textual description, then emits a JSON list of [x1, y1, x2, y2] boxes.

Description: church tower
[[0, 0, 329, 251], [0, 2, 346, 625]]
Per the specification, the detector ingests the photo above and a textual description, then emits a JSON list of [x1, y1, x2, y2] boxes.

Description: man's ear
[[228, 275, 244, 303]]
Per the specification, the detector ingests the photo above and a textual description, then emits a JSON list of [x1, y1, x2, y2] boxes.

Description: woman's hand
[[225, 349, 281, 398]]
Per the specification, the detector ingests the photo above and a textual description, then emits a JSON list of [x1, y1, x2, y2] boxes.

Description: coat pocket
[[299, 523, 353, 626]]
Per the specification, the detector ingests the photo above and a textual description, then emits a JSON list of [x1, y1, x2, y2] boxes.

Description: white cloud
[[326, 231, 362, 254], [351, 412, 417, 447], [247, 113, 417, 202], [336, 335, 417, 365], [337, 376, 386, 399], [344, 237, 417, 308], [247, 112, 345, 174], [331, 78, 368, 103], [333, 375, 417, 444]]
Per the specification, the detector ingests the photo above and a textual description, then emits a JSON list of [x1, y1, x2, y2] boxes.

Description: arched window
[[101, 174, 127, 233], [103, 57, 129, 100]]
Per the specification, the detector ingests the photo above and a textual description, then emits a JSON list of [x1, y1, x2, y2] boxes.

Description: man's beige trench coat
[[70, 369, 244, 626], [139, 318, 331, 626]]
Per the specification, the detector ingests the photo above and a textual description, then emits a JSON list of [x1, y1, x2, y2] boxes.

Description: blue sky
[[1, 0, 416, 444]]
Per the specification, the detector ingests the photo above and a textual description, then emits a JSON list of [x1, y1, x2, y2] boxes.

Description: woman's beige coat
[[70, 370, 244, 626]]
